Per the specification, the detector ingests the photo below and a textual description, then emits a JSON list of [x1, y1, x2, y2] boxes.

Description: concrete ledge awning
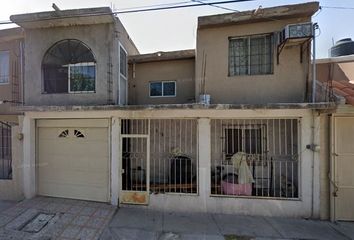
[[18, 102, 337, 112], [10, 7, 114, 29], [129, 50, 195, 64], [198, 2, 320, 29]]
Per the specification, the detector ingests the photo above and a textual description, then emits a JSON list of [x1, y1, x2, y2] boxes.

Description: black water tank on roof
[[330, 38, 354, 57]]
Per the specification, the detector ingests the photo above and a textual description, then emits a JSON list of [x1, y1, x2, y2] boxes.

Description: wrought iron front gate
[[0, 121, 12, 179]]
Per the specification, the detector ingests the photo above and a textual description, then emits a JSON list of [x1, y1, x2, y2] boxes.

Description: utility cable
[[0, 0, 254, 25]]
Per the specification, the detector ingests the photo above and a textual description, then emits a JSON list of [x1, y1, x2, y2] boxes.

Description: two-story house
[[3, 2, 337, 220]]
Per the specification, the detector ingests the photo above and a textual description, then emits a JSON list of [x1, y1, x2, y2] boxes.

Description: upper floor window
[[42, 39, 96, 94], [120, 46, 127, 78], [150, 81, 176, 97], [0, 51, 9, 84], [229, 34, 273, 76]]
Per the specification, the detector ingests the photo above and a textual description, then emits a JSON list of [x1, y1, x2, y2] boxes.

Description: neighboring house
[[0, 27, 24, 200], [316, 56, 354, 221], [1, 2, 340, 220]]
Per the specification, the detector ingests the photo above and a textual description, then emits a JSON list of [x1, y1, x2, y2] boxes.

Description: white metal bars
[[121, 119, 149, 192], [121, 119, 198, 194], [210, 118, 300, 199], [150, 119, 197, 194]]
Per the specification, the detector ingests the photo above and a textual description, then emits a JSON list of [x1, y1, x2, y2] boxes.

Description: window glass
[[229, 38, 248, 76], [150, 82, 162, 97], [0, 51, 9, 84], [229, 34, 273, 76], [70, 65, 95, 92], [42, 39, 96, 93], [120, 46, 127, 77], [163, 82, 176, 96]]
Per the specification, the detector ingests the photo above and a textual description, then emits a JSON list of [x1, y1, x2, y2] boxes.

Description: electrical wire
[[0, 0, 255, 25], [113, 0, 253, 14], [312, 6, 322, 18], [116, 1, 192, 11], [191, 0, 239, 12], [321, 6, 354, 10]]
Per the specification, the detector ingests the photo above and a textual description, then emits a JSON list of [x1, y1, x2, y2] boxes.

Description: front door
[[120, 136, 149, 205], [333, 116, 354, 221]]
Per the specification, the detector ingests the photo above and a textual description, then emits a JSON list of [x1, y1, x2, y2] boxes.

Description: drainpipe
[[312, 23, 319, 103]]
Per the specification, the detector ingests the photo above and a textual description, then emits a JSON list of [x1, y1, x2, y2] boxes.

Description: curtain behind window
[[229, 38, 248, 76]]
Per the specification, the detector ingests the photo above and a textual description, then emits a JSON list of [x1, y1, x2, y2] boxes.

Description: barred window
[[229, 34, 273, 76]]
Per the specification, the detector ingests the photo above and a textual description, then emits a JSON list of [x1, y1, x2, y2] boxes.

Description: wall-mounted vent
[[58, 129, 69, 138], [74, 130, 85, 138]]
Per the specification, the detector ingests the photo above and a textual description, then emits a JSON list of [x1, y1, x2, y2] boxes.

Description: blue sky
[[1, 0, 353, 58]]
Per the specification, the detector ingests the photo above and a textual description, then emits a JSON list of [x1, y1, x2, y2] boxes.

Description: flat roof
[[316, 55, 354, 64], [10, 7, 114, 29], [198, 2, 320, 29], [129, 49, 195, 64]]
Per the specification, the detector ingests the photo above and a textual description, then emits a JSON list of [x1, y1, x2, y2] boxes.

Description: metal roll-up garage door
[[37, 119, 109, 202]]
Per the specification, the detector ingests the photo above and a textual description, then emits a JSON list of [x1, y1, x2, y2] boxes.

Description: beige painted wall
[[128, 59, 195, 105], [22, 108, 324, 218], [317, 62, 349, 83], [0, 124, 24, 201], [115, 18, 139, 105], [319, 114, 330, 220], [0, 39, 22, 114], [23, 20, 137, 107], [196, 17, 311, 104]]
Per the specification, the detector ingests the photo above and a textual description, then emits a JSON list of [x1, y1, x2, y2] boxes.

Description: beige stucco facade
[[0, 28, 23, 115], [23, 23, 115, 106], [18, 105, 330, 218], [12, 9, 138, 107], [0, 124, 24, 201], [128, 59, 195, 105], [196, 17, 311, 104]]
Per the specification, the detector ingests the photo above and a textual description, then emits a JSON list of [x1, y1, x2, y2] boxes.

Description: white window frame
[[229, 33, 273, 76], [119, 44, 128, 78], [67, 62, 96, 93], [149, 81, 177, 98], [0, 51, 10, 85]]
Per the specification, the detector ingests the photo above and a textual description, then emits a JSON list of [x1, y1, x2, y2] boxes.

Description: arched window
[[42, 39, 96, 94]]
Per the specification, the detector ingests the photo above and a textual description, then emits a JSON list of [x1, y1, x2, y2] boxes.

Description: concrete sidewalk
[[101, 207, 354, 240], [0, 200, 16, 214]]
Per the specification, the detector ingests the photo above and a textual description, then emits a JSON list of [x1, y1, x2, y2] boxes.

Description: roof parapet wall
[[198, 2, 320, 29], [129, 49, 195, 64], [0, 27, 24, 42], [10, 7, 114, 29]]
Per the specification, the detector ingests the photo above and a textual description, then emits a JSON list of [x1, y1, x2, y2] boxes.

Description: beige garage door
[[334, 116, 354, 221], [37, 119, 109, 202]]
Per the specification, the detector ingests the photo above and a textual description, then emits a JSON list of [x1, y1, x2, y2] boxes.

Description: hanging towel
[[231, 152, 255, 184]]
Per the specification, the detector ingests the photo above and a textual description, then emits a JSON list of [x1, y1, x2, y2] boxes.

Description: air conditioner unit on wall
[[280, 22, 313, 43]]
